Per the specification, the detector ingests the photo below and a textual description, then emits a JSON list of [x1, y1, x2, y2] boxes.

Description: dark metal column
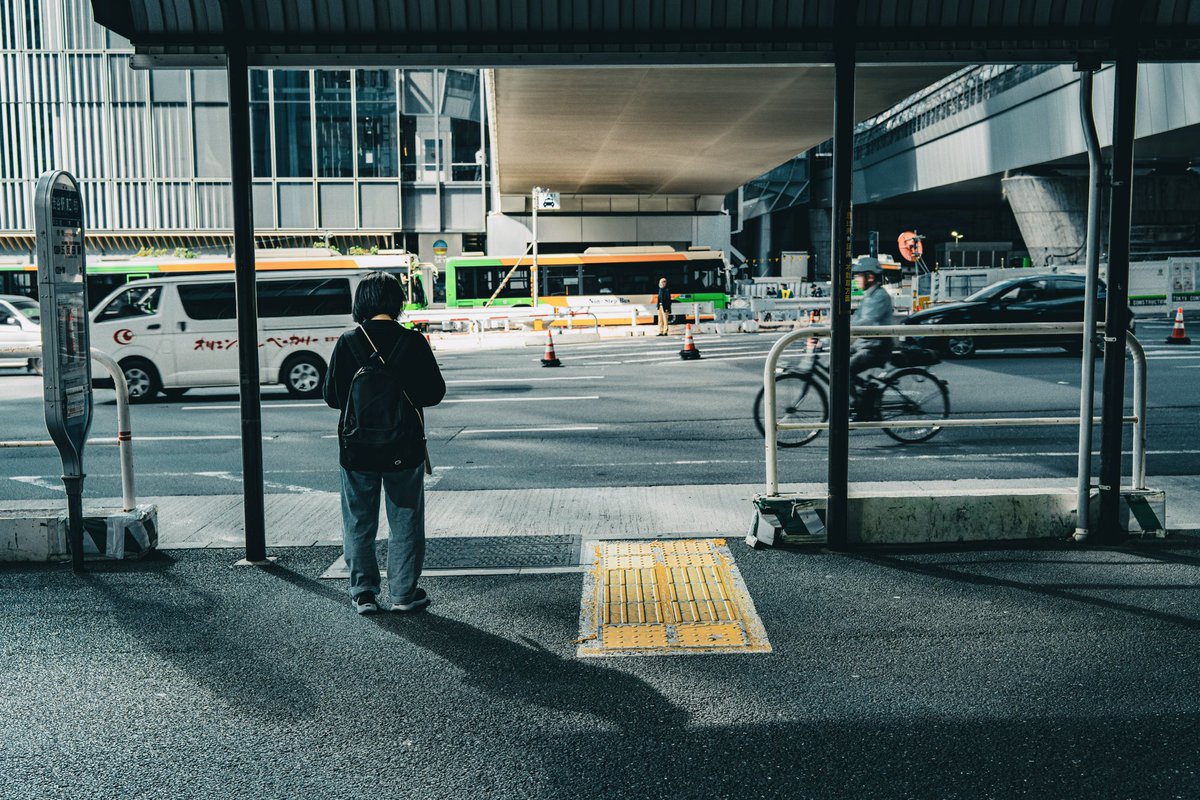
[[825, 41, 856, 550], [226, 47, 268, 562], [1097, 52, 1139, 542]]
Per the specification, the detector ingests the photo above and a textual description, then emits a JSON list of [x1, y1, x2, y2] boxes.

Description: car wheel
[[282, 353, 325, 398], [120, 358, 161, 402], [27, 358, 42, 376], [945, 336, 976, 358]]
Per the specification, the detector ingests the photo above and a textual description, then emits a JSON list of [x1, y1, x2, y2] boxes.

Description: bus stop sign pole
[[34, 171, 93, 574]]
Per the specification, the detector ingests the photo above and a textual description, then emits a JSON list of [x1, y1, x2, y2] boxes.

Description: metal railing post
[[89, 350, 135, 512], [1128, 334, 1148, 491], [760, 323, 1155, 526], [1073, 63, 1103, 541]]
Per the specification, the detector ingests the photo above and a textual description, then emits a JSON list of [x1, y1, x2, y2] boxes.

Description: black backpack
[[340, 326, 431, 473]]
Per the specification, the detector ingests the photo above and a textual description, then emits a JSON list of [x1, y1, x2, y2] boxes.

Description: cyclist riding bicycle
[[849, 257, 895, 419]]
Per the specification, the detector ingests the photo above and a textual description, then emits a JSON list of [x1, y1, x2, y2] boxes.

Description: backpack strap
[[346, 326, 377, 368], [356, 324, 404, 370]]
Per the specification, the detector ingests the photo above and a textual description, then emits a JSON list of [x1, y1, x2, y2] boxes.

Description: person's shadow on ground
[[263, 562, 690, 734]]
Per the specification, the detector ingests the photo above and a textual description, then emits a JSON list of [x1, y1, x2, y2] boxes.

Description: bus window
[[457, 265, 531, 300], [97, 286, 163, 321], [409, 275, 427, 307], [542, 266, 580, 296]]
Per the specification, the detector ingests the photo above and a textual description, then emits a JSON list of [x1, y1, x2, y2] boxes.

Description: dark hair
[[352, 271, 406, 323]]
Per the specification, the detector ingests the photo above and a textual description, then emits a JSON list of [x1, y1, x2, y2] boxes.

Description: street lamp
[[950, 230, 964, 244]]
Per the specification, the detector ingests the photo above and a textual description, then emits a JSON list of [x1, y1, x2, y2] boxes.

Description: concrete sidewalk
[[5, 476, 1198, 549]]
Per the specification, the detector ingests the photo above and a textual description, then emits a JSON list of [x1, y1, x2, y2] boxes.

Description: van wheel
[[282, 353, 325, 398], [120, 358, 161, 402]]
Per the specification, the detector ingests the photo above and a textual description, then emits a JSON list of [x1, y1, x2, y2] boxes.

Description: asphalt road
[[3, 542, 1199, 799], [1, 317, 1197, 500]]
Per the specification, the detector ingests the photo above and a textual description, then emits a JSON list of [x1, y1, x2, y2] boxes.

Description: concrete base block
[[751, 486, 1168, 546], [848, 488, 1077, 545], [0, 504, 158, 562], [0, 508, 68, 561]]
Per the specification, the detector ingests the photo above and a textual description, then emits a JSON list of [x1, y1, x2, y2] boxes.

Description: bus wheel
[[120, 358, 161, 402], [282, 353, 325, 398]]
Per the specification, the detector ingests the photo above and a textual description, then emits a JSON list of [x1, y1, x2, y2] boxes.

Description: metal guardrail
[[761, 323, 1148, 496], [0, 345, 136, 511]]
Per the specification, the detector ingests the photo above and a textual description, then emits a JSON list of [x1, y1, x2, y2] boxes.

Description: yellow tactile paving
[[577, 538, 772, 657]]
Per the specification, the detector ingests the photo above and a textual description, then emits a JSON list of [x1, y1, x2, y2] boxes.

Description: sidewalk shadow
[[854, 552, 1200, 630], [263, 562, 690, 733], [84, 557, 320, 720]]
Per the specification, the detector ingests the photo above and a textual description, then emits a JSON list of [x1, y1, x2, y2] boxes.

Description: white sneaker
[[352, 593, 381, 615], [390, 588, 430, 613]]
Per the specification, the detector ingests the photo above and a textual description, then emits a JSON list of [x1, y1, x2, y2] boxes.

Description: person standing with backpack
[[324, 272, 446, 615]]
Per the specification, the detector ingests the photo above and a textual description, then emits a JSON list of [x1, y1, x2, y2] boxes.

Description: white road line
[[10, 475, 63, 492], [0, 434, 266, 447], [447, 375, 604, 384], [460, 425, 601, 435], [442, 395, 599, 404], [182, 402, 328, 411], [635, 353, 768, 364], [194, 470, 315, 494]]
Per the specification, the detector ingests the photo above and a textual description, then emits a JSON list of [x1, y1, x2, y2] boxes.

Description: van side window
[[97, 286, 162, 321], [178, 283, 236, 320], [258, 278, 351, 317], [177, 278, 352, 320]]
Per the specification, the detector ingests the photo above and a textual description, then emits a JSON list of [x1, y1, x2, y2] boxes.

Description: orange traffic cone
[[541, 328, 562, 367], [679, 323, 702, 360], [1165, 307, 1191, 345]]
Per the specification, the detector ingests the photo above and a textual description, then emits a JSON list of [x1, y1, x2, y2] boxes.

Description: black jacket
[[323, 320, 446, 471], [656, 287, 672, 311]]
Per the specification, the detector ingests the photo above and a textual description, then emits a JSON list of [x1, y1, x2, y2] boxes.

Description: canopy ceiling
[[89, 0, 1200, 195], [493, 66, 951, 195], [92, 1, 1200, 69]]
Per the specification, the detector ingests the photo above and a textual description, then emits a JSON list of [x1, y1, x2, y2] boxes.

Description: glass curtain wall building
[[0, 0, 488, 258]]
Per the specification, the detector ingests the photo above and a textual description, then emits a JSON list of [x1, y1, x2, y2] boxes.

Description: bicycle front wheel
[[754, 373, 828, 447], [879, 368, 950, 444]]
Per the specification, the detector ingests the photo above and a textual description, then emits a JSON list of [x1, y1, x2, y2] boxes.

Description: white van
[[0, 294, 42, 373], [90, 270, 373, 401]]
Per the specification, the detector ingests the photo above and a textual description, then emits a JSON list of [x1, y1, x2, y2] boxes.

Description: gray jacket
[[852, 284, 896, 351]]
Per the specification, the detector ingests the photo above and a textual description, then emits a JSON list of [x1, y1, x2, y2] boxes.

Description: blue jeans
[[340, 466, 425, 604]]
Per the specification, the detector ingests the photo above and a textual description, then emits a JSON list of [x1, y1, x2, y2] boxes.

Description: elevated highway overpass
[[749, 62, 1200, 269]]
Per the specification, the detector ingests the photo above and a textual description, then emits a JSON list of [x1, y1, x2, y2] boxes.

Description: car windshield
[[7, 298, 40, 323], [962, 279, 1020, 303]]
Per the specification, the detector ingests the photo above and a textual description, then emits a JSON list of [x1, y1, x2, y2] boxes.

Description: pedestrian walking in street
[[324, 272, 446, 615], [656, 277, 672, 336]]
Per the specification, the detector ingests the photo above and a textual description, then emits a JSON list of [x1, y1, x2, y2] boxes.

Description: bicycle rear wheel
[[879, 368, 950, 444], [754, 373, 828, 447]]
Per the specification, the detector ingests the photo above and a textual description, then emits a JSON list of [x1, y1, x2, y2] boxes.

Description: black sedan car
[[904, 274, 1133, 357]]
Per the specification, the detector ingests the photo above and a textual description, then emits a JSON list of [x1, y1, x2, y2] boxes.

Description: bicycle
[[753, 343, 950, 445]]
